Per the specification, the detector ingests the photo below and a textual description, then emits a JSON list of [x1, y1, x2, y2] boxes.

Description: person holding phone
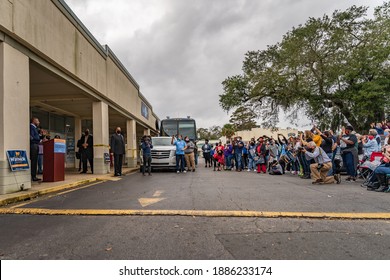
[[338, 125, 358, 182], [172, 135, 186, 173], [141, 135, 153, 176]]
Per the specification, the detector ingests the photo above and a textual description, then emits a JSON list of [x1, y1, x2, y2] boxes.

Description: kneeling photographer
[[302, 142, 340, 184]]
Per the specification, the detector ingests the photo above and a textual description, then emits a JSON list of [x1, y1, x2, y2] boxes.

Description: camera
[[317, 163, 324, 170]]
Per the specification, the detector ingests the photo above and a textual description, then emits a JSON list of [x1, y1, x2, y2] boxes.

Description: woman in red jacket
[[256, 137, 267, 173], [213, 142, 225, 171]]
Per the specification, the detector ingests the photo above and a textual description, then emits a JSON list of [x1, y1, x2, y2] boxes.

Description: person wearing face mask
[[202, 139, 212, 168], [214, 142, 225, 171], [384, 129, 390, 147], [368, 129, 382, 152], [362, 134, 379, 158], [247, 139, 257, 172], [183, 136, 196, 172], [30, 117, 43, 181], [110, 127, 126, 176], [78, 128, 94, 174], [141, 135, 153, 176], [233, 137, 244, 172], [302, 141, 339, 184], [256, 137, 267, 173], [172, 134, 186, 173], [224, 140, 234, 170], [338, 125, 358, 181], [277, 134, 290, 174], [266, 137, 279, 170]]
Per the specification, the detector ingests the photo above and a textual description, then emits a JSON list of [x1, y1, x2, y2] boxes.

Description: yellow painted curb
[[0, 208, 389, 220], [0, 178, 102, 207], [0, 168, 140, 207]]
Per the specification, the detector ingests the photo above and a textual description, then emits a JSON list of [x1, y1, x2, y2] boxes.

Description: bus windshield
[[161, 120, 178, 137], [160, 118, 197, 141], [179, 120, 196, 140]]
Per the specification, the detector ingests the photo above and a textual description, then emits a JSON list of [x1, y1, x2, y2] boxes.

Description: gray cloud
[[65, 0, 383, 129]]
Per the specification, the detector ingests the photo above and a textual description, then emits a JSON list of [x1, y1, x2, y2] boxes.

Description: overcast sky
[[64, 0, 383, 130]]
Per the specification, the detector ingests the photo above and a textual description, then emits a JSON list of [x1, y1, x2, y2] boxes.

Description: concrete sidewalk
[[0, 167, 139, 206]]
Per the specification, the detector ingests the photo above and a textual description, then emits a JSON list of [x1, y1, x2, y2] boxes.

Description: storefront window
[[31, 108, 49, 129], [50, 114, 65, 133], [30, 107, 76, 168]]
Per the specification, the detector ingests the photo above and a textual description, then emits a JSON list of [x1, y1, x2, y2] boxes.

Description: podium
[[43, 139, 66, 182]]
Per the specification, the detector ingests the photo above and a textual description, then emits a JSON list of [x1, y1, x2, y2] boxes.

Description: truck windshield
[[152, 138, 172, 146]]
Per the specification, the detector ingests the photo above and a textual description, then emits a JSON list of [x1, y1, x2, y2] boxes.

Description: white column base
[[0, 160, 32, 195]]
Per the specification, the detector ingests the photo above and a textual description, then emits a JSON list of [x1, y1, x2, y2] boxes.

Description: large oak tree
[[220, 3, 390, 132]]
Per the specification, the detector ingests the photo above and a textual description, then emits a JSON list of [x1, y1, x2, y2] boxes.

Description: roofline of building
[[53, 0, 140, 90], [138, 91, 153, 111]]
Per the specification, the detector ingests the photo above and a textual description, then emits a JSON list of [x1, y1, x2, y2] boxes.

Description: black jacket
[[256, 143, 267, 156], [110, 133, 126, 155], [78, 134, 93, 154]]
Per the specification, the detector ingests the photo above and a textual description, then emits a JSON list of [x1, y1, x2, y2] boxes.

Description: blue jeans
[[374, 165, 390, 175], [225, 155, 233, 169], [248, 157, 256, 170], [235, 153, 242, 170], [176, 154, 185, 172], [326, 153, 334, 176], [38, 154, 43, 173], [298, 152, 310, 174], [291, 159, 299, 172], [368, 165, 390, 184], [341, 151, 356, 177]]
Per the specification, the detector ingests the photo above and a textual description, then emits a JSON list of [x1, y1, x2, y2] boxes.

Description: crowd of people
[[169, 120, 390, 193], [30, 114, 390, 194]]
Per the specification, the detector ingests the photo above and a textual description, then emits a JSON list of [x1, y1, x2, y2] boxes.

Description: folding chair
[[358, 152, 383, 182]]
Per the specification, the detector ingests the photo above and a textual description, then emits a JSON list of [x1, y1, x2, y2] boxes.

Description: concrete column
[[0, 43, 31, 194], [74, 117, 82, 169], [143, 128, 150, 136], [92, 101, 110, 174], [126, 119, 137, 168]]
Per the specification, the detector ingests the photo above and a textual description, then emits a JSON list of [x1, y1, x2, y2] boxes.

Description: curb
[[0, 168, 139, 207], [0, 178, 102, 207], [0, 208, 389, 220]]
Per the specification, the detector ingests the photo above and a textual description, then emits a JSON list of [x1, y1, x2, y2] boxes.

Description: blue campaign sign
[[6, 150, 30, 171], [54, 139, 66, 154], [104, 153, 111, 163]]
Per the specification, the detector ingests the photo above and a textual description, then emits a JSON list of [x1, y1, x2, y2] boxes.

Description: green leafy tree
[[229, 106, 259, 131], [221, 123, 235, 139], [209, 125, 222, 139], [197, 128, 210, 140], [220, 3, 390, 132]]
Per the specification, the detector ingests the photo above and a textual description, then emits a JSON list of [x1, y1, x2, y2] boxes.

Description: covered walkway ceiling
[[29, 60, 152, 135], [29, 60, 95, 119]]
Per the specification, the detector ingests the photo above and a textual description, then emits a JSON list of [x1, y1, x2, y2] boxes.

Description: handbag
[[256, 155, 265, 164]]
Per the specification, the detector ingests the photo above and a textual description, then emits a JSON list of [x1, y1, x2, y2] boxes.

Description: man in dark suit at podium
[[110, 127, 126, 176], [30, 117, 42, 181], [78, 129, 93, 174]]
